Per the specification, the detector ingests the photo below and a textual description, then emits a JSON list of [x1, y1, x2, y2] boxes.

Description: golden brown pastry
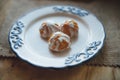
[[60, 20, 79, 38], [39, 22, 59, 39], [49, 32, 71, 52]]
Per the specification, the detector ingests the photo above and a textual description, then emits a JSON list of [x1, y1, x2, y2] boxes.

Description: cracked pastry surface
[[60, 20, 79, 38], [39, 22, 60, 40], [49, 32, 71, 52]]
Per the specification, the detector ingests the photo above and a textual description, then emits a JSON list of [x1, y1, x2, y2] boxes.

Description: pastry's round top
[[49, 32, 71, 52], [39, 22, 59, 39], [61, 20, 79, 38]]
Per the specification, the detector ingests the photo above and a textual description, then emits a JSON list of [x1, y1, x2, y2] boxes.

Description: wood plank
[[0, 59, 120, 80]]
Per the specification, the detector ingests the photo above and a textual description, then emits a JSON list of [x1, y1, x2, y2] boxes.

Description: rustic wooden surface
[[0, 0, 120, 80], [0, 58, 120, 80]]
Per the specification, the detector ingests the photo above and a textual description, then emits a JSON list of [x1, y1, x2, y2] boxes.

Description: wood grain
[[0, 58, 120, 80], [0, 0, 120, 80]]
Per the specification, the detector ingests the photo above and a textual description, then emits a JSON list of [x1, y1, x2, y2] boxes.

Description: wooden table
[[0, 58, 120, 80], [0, 0, 120, 80]]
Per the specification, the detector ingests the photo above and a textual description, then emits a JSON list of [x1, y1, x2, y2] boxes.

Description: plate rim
[[8, 5, 106, 69]]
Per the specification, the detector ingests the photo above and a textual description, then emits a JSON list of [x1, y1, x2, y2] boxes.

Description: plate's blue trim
[[10, 21, 24, 49], [8, 5, 105, 69], [65, 41, 101, 64], [53, 6, 89, 16]]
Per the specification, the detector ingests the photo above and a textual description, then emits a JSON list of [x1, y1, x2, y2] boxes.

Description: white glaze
[[49, 32, 71, 52], [68, 21, 74, 28], [39, 21, 59, 38], [61, 20, 78, 38]]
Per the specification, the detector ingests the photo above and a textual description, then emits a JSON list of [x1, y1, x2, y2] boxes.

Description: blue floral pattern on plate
[[10, 21, 24, 49], [65, 41, 101, 64], [8, 6, 104, 68], [53, 6, 89, 16]]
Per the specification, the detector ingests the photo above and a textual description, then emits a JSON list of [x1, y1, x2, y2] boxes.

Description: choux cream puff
[[49, 32, 71, 52]]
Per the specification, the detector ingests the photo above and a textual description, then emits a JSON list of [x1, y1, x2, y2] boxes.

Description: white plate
[[8, 5, 105, 68]]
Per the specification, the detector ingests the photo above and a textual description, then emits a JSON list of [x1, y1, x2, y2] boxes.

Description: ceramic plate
[[8, 5, 105, 68]]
